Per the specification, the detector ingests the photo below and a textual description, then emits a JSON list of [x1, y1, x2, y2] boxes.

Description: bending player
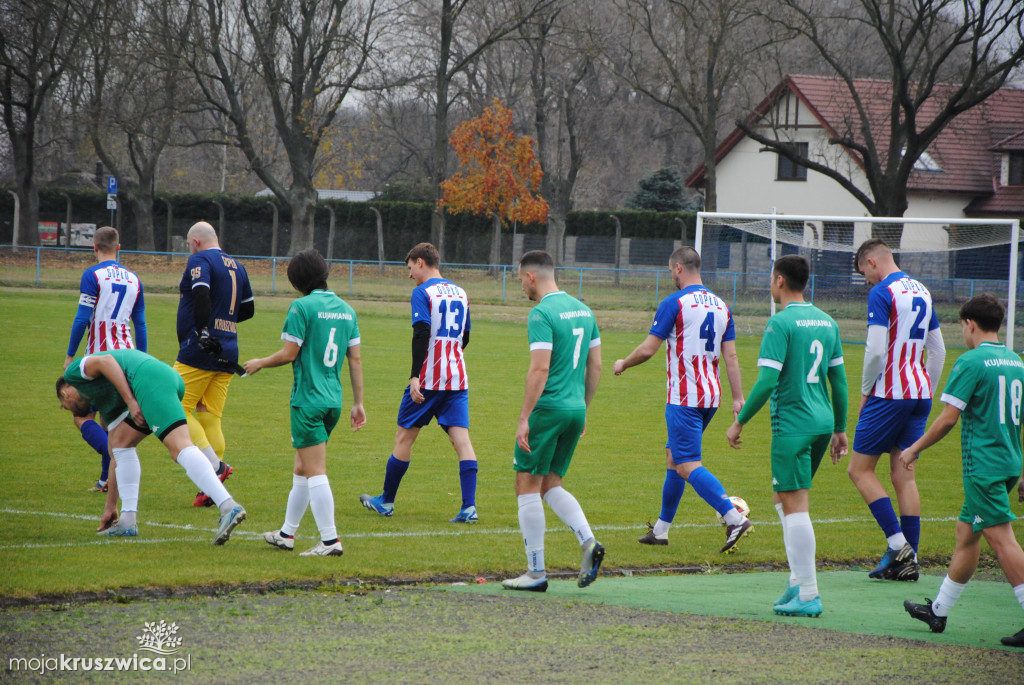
[[726, 255, 848, 617], [58, 349, 246, 544], [245, 250, 365, 557], [900, 294, 1024, 648], [849, 239, 945, 581], [359, 242, 479, 523], [613, 246, 749, 553], [64, 226, 147, 492]]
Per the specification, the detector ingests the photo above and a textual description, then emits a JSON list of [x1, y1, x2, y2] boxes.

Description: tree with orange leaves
[[439, 99, 548, 269]]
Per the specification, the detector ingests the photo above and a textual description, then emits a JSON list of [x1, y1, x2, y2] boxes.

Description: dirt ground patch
[[2, 588, 1020, 684]]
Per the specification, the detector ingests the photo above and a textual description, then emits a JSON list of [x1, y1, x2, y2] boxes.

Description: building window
[[776, 143, 808, 181], [1009, 153, 1024, 186]]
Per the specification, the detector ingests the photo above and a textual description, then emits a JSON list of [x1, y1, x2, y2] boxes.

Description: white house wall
[[713, 96, 971, 249]]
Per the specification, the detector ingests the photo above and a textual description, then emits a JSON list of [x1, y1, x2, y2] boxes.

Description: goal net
[[695, 212, 1022, 350]]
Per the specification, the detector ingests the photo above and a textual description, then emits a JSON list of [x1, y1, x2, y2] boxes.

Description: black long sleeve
[[410, 321, 430, 379]]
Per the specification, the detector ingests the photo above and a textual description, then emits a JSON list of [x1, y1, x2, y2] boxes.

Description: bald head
[[187, 222, 219, 253]]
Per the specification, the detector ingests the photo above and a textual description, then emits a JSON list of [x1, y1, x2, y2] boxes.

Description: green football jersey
[[63, 349, 159, 422], [282, 290, 359, 408], [757, 302, 844, 435], [940, 342, 1024, 477], [528, 291, 600, 411]]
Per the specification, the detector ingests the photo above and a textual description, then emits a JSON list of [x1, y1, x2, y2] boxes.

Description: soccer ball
[[718, 496, 750, 525]]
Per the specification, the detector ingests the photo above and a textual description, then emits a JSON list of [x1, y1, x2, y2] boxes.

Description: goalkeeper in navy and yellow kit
[[174, 221, 254, 507]]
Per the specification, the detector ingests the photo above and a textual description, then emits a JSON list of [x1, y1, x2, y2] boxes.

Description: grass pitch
[[0, 287, 1016, 600]]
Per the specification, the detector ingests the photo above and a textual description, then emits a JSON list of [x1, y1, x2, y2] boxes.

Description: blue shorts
[[853, 396, 931, 456], [396, 388, 469, 430], [665, 405, 718, 464]]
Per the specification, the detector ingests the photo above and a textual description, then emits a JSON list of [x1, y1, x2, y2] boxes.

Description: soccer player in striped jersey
[[899, 294, 1024, 647], [174, 222, 254, 508], [359, 242, 479, 523], [613, 246, 749, 553], [245, 250, 365, 557], [727, 255, 849, 617], [503, 250, 603, 592], [64, 226, 147, 493], [849, 239, 946, 581]]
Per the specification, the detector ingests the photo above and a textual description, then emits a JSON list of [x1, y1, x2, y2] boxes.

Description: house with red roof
[[686, 75, 1024, 222]]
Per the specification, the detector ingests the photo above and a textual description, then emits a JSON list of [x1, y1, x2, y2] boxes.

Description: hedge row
[[0, 187, 696, 261]]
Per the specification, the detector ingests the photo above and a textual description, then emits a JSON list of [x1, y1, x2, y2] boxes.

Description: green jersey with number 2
[[757, 302, 844, 435], [528, 291, 600, 411]]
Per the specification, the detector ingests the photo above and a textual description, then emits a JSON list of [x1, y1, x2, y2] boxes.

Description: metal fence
[[3, 245, 1022, 349]]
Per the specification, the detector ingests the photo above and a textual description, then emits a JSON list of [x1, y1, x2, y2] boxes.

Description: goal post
[[694, 211, 1022, 351]]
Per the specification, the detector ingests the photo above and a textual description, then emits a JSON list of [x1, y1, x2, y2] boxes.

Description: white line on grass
[[1, 507, 958, 551]]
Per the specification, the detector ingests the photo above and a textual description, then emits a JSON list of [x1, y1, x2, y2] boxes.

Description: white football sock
[[518, 493, 546, 574], [177, 446, 230, 508], [307, 475, 337, 542], [111, 447, 141, 514], [282, 474, 309, 536], [784, 512, 817, 600], [653, 519, 671, 537], [886, 532, 909, 551], [932, 575, 967, 617], [1015, 584, 1024, 611], [776, 502, 797, 586], [542, 486, 593, 547], [200, 445, 221, 471]]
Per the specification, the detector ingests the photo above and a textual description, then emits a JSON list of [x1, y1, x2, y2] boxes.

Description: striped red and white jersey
[[81, 261, 144, 353], [649, 285, 735, 407], [411, 278, 471, 391], [866, 271, 939, 400]]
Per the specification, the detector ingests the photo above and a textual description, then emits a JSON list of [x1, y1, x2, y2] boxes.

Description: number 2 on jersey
[[909, 296, 927, 340], [806, 339, 824, 383]]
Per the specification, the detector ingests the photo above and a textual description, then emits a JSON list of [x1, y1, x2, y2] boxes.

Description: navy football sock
[[659, 469, 686, 523], [458, 460, 478, 509], [382, 455, 410, 504]]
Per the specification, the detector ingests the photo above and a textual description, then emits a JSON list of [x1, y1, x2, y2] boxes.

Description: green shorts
[[959, 475, 1018, 532], [129, 360, 188, 441], [770, 433, 831, 492], [513, 408, 586, 477], [291, 406, 341, 449]]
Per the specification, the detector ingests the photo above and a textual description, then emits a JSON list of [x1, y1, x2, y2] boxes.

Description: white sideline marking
[[0, 507, 957, 550]]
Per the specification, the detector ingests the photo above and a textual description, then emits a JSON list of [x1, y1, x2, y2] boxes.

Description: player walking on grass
[[503, 251, 604, 593], [849, 239, 945, 581], [175, 222, 254, 509], [57, 349, 246, 545], [900, 294, 1024, 647], [359, 242, 479, 523], [726, 255, 848, 618], [244, 250, 365, 557], [64, 226, 147, 493], [613, 246, 749, 553]]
